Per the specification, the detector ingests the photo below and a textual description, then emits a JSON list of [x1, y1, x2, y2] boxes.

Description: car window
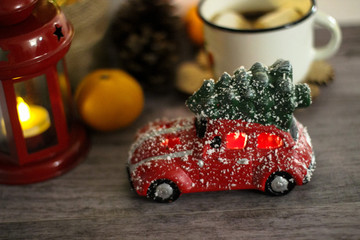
[[226, 132, 247, 150], [161, 137, 181, 150], [257, 132, 284, 149], [289, 117, 299, 141]]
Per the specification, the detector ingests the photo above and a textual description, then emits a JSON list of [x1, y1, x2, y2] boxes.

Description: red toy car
[[127, 116, 315, 203]]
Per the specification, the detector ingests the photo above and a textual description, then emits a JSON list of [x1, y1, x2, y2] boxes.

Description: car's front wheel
[[147, 179, 181, 203], [265, 172, 296, 196]]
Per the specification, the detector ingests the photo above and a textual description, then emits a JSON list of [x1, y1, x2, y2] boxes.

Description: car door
[[218, 131, 253, 189], [200, 130, 253, 191]]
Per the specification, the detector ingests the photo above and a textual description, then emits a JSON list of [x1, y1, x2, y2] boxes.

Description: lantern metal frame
[[0, 0, 89, 184]]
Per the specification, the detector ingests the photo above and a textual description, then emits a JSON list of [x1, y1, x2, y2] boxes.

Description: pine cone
[[110, 0, 181, 89]]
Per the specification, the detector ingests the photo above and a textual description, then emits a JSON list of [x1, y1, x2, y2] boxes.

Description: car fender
[[130, 159, 194, 196], [252, 156, 307, 191]]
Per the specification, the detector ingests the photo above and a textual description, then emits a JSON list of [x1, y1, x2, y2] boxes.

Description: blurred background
[[64, 0, 360, 87], [108, 0, 360, 26]]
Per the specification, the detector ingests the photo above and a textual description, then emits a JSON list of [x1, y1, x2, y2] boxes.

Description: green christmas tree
[[186, 59, 311, 130]]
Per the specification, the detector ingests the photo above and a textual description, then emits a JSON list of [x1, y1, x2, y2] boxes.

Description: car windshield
[[289, 117, 299, 141]]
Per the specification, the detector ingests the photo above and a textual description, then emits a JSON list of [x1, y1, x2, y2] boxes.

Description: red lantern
[[0, 0, 90, 184]]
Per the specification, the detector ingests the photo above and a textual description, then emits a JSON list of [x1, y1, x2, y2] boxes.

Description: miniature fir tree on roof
[[186, 59, 311, 130]]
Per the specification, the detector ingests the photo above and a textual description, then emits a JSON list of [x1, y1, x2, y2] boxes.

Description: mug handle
[[313, 11, 342, 60]]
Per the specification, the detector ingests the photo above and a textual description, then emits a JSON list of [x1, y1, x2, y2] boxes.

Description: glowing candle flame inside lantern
[[16, 97, 51, 138], [17, 97, 31, 122]]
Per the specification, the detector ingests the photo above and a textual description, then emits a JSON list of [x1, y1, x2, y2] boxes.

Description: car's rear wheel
[[265, 171, 296, 196], [147, 179, 181, 203]]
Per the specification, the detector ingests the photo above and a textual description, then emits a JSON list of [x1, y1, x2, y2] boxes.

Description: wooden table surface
[[1, 26, 359, 240]]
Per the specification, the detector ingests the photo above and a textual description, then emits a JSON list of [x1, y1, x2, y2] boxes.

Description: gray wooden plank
[[0, 203, 359, 240]]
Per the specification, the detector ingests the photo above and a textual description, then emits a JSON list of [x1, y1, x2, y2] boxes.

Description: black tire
[[147, 179, 181, 203], [265, 171, 296, 196]]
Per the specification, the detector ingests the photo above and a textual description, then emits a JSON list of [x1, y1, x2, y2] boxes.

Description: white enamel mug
[[198, 0, 342, 83]]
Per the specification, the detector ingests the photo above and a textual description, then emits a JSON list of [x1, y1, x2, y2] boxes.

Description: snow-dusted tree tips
[[186, 59, 312, 130]]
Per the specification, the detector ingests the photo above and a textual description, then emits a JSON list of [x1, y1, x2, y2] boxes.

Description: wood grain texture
[[0, 26, 359, 240]]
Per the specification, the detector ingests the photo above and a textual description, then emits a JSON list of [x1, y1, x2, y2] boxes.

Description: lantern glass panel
[[57, 60, 72, 126], [14, 76, 58, 153], [0, 101, 10, 154]]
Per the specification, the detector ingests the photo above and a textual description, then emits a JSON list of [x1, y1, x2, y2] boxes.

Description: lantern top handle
[[0, 0, 73, 80], [0, 0, 39, 26]]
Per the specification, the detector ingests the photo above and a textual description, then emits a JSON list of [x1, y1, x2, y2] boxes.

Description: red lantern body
[[0, 0, 89, 184]]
